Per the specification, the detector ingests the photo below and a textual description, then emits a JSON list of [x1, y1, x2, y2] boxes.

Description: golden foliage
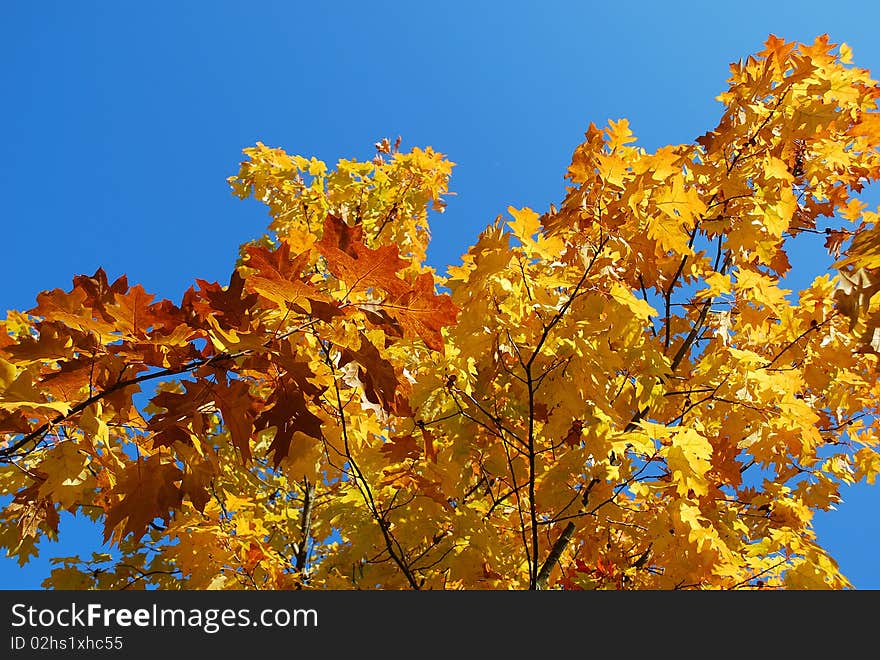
[[2, 35, 879, 590]]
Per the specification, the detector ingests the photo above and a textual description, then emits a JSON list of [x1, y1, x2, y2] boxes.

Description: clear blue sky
[[2, 1, 879, 588]]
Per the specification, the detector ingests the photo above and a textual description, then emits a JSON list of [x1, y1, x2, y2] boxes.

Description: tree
[[2, 35, 879, 590]]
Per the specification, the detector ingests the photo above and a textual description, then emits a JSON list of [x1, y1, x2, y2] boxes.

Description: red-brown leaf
[[381, 272, 458, 351], [255, 388, 323, 467], [316, 214, 409, 297], [340, 334, 407, 414], [103, 455, 183, 542]]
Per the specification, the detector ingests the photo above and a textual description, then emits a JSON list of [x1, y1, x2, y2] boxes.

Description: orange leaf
[[104, 456, 184, 542]]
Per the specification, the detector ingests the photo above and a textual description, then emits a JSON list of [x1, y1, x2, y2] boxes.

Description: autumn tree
[[2, 35, 880, 590]]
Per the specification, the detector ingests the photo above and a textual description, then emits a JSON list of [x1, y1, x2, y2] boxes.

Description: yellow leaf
[[0, 357, 16, 390], [610, 283, 657, 320], [605, 118, 636, 151], [666, 428, 712, 497], [506, 206, 541, 241], [763, 156, 794, 183], [654, 176, 707, 223], [696, 272, 732, 299], [648, 213, 693, 255]]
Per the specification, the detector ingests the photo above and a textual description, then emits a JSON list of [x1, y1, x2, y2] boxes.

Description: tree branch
[[295, 476, 315, 582], [535, 521, 575, 589]]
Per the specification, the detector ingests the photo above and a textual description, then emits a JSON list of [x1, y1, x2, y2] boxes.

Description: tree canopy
[[2, 35, 880, 589]]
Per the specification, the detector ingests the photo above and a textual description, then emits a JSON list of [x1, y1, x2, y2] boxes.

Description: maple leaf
[[184, 271, 258, 329], [211, 379, 258, 462], [104, 284, 161, 338], [6, 483, 60, 540], [181, 460, 214, 513], [35, 441, 91, 508], [666, 428, 713, 498], [243, 242, 324, 312], [4, 322, 73, 363], [654, 176, 706, 222], [148, 380, 215, 449], [30, 287, 91, 329], [380, 272, 458, 351], [316, 214, 410, 298], [103, 455, 184, 542], [255, 388, 324, 467], [340, 334, 408, 414], [648, 213, 693, 255], [380, 434, 421, 462], [605, 118, 637, 151]]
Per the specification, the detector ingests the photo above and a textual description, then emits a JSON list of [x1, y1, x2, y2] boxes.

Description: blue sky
[[2, 1, 879, 588]]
